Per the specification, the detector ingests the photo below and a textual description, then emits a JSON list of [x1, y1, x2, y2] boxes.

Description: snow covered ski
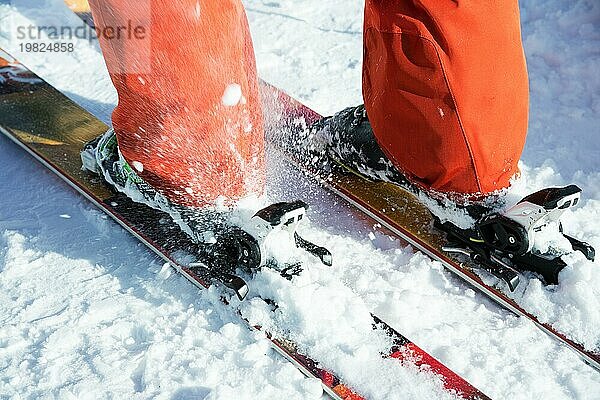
[[260, 88, 600, 371], [0, 51, 490, 400]]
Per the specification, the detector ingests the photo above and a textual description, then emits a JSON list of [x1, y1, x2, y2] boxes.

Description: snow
[[1, 0, 600, 399], [0, 231, 319, 400], [131, 161, 144, 173], [222, 83, 243, 107]]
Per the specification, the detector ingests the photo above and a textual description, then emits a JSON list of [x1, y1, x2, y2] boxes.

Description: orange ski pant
[[363, 0, 529, 196], [89, 0, 528, 207], [88, 0, 265, 207]]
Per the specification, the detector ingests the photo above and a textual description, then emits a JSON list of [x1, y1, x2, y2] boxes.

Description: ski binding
[[191, 200, 333, 300], [440, 185, 595, 290]]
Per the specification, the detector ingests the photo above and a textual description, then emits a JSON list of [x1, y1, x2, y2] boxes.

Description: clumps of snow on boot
[[222, 83, 243, 106]]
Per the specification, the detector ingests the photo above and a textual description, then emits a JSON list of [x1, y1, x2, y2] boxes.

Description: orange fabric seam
[[396, 29, 483, 193], [365, 24, 483, 192]]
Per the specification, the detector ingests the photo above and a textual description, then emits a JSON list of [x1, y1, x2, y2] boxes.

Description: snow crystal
[[222, 83, 242, 106], [157, 262, 172, 280], [132, 161, 144, 172], [194, 1, 201, 19]]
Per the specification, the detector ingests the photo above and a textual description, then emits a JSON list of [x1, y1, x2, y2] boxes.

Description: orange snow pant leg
[[363, 0, 529, 196], [88, 0, 264, 207]]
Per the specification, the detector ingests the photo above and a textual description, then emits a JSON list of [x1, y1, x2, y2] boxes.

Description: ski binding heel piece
[[440, 185, 595, 290], [190, 201, 333, 301], [481, 185, 594, 261]]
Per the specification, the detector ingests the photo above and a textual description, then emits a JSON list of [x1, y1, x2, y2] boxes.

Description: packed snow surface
[[1, 0, 600, 399]]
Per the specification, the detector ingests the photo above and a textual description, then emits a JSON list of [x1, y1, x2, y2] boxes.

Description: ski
[[0, 51, 489, 399], [260, 83, 600, 371]]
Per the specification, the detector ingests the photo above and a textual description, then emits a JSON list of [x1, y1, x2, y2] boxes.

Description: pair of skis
[[68, 6, 600, 373], [7, 2, 600, 392], [0, 52, 489, 399]]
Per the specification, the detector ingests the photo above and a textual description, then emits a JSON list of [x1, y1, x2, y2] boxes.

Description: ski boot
[[308, 104, 409, 186], [81, 129, 332, 300], [307, 105, 490, 220]]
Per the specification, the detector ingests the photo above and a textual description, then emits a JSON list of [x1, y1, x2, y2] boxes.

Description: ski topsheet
[[0, 51, 489, 399]]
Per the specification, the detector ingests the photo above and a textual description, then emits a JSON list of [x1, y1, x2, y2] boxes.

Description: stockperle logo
[[0, 0, 151, 74]]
